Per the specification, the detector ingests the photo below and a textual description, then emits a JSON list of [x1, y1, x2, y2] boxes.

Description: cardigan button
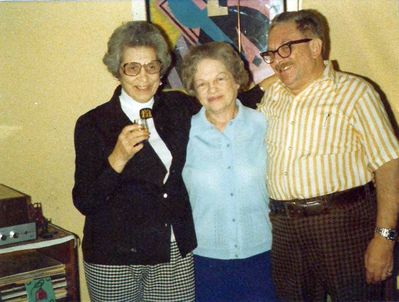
[[163, 193, 168, 198]]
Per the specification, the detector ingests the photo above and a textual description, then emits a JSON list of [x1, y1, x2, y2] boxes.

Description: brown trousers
[[270, 184, 386, 302]]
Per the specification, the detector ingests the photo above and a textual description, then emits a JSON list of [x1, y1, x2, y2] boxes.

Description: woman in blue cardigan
[[181, 42, 278, 302]]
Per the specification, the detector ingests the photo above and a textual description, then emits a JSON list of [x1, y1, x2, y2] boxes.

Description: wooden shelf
[[0, 224, 80, 301]]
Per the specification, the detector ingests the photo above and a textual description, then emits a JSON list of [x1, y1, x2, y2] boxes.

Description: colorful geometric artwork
[[149, 0, 285, 89]]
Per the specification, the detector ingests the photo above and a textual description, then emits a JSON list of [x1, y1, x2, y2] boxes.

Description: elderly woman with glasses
[[180, 42, 278, 302], [72, 21, 200, 302]]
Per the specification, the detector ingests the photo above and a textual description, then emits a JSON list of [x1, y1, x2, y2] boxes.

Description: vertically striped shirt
[[258, 61, 399, 200]]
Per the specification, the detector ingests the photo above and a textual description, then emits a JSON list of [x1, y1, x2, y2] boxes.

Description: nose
[[209, 78, 223, 92], [273, 51, 286, 63], [208, 82, 217, 92], [270, 53, 285, 70], [136, 67, 149, 80]]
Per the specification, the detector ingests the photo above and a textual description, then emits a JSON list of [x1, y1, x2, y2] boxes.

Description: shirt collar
[[119, 88, 154, 120], [319, 60, 337, 83], [197, 99, 244, 130], [274, 60, 338, 95]]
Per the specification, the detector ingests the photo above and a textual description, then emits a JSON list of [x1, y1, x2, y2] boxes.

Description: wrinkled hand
[[108, 124, 149, 173], [365, 235, 394, 283]]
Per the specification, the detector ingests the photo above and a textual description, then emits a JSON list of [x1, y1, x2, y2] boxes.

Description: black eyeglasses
[[260, 38, 312, 64], [121, 60, 162, 76]]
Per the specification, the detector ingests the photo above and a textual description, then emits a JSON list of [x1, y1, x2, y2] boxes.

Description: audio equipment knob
[[0, 233, 7, 240], [9, 231, 18, 239]]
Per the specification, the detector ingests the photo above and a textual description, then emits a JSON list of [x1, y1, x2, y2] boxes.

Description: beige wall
[[0, 2, 131, 301], [0, 1, 398, 301], [303, 0, 399, 125]]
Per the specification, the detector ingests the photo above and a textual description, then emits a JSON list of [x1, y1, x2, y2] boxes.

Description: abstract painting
[[149, 0, 285, 89]]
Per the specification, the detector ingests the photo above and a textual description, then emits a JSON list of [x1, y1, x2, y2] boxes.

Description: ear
[[310, 38, 323, 58]]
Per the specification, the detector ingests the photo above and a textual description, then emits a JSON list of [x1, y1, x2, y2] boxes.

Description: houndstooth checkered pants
[[84, 241, 195, 302]]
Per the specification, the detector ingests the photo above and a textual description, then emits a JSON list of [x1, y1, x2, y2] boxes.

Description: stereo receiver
[[0, 184, 37, 246]]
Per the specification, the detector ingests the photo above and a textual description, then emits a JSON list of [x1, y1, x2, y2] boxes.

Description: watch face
[[377, 228, 398, 241], [388, 230, 397, 240]]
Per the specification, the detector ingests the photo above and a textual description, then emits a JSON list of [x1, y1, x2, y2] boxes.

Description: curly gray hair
[[103, 21, 171, 78], [180, 42, 249, 96]]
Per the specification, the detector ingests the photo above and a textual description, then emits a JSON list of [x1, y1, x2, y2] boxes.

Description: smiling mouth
[[136, 85, 150, 91], [276, 62, 292, 73], [208, 96, 222, 102]]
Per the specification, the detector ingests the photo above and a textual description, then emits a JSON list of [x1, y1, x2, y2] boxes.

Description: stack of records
[[0, 250, 67, 301]]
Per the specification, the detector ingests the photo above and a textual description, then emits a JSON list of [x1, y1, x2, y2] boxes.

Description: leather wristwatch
[[375, 227, 398, 241]]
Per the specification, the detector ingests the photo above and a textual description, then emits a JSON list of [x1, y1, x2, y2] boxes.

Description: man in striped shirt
[[254, 9, 399, 301]]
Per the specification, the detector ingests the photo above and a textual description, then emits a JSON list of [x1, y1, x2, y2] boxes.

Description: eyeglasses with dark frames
[[121, 60, 162, 76], [260, 38, 312, 64]]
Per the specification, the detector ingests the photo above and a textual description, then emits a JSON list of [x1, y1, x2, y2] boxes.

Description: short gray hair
[[103, 21, 171, 78]]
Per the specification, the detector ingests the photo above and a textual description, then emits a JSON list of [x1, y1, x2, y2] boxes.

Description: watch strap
[[375, 227, 398, 241]]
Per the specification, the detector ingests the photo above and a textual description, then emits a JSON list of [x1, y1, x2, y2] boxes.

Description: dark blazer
[[72, 86, 200, 265]]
